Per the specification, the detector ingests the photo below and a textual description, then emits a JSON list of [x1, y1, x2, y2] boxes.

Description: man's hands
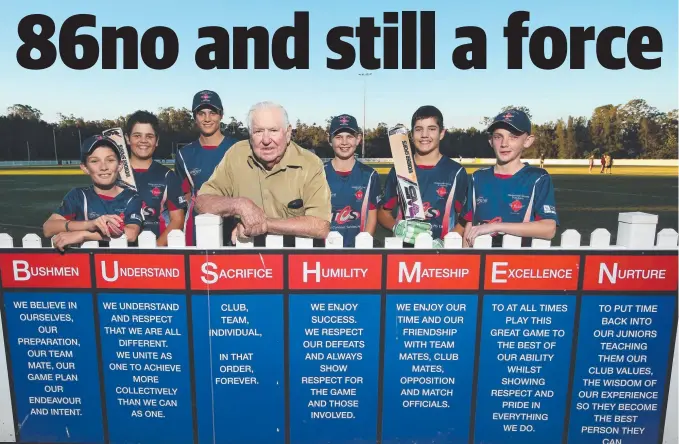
[[237, 198, 268, 237], [393, 220, 433, 244], [196, 195, 268, 238]]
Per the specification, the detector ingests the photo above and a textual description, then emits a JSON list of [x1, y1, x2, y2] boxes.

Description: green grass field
[[0, 165, 676, 247]]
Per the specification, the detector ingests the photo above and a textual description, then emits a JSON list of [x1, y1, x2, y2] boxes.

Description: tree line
[[0, 99, 676, 162]]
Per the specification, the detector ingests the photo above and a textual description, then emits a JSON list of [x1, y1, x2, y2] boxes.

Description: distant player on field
[[324, 114, 381, 247], [377, 105, 468, 245], [43, 135, 143, 251], [124, 110, 187, 246], [461, 109, 558, 248], [175, 90, 238, 245]]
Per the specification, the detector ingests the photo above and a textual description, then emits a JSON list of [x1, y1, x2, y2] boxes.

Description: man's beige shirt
[[199, 139, 331, 222]]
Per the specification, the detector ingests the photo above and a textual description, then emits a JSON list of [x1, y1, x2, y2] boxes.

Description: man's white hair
[[247, 101, 290, 132]]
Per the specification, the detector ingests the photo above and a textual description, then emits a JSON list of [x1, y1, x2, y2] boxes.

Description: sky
[[0, 0, 677, 130]]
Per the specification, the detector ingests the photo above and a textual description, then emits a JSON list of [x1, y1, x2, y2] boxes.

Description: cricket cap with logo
[[192, 90, 223, 114], [80, 134, 121, 163], [487, 109, 532, 135], [329, 114, 360, 136]]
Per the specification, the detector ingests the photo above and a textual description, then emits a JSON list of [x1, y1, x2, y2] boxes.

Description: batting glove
[[393, 220, 433, 244]]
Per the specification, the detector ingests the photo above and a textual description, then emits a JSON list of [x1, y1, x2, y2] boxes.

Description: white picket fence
[[0, 211, 678, 251]]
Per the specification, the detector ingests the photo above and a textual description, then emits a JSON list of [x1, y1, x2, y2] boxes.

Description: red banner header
[[386, 254, 481, 290], [190, 254, 283, 291], [583, 255, 678, 291], [288, 254, 382, 290], [0, 253, 91, 288], [95, 254, 185, 290], [484, 255, 580, 291]]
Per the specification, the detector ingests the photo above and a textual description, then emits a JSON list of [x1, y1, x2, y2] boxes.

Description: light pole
[[358, 73, 372, 158], [53, 126, 58, 162]]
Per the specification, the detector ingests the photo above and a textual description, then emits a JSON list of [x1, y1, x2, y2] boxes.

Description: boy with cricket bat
[[378, 105, 468, 245], [43, 135, 144, 251], [461, 109, 558, 247], [124, 110, 187, 246]]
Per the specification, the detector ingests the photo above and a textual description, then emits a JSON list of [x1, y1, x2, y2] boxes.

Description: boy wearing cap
[[324, 114, 381, 247], [377, 105, 468, 245], [461, 109, 558, 247], [175, 90, 238, 245], [43, 135, 143, 251], [125, 110, 187, 246]]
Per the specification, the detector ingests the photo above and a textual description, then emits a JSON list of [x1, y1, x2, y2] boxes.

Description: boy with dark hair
[[43, 135, 143, 251], [377, 105, 468, 245], [462, 109, 558, 247], [124, 110, 187, 246], [175, 90, 238, 245], [324, 114, 381, 247]]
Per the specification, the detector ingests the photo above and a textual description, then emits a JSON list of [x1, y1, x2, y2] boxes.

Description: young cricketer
[[377, 105, 468, 245], [324, 114, 381, 247], [124, 110, 187, 246], [462, 109, 558, 247], [43, 135, 143, 251], [175, 90, 238, 245]]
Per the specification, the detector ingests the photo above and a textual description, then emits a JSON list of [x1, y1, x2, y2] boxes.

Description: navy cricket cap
[[487, 109, 532, 135], [80, 135, 120, 162], [329, 114, 359, 135], [192, 90, 223, 114]]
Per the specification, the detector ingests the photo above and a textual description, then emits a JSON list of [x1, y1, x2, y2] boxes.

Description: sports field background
[[0, 164, 676, 247]]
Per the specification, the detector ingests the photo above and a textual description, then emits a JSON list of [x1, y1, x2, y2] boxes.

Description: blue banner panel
[[98, 293, 192, 444], [289, 294, 381, 444], [381, 295, 478, 443], [567, 295, 676, 444], [192, 294, 284, 444], [4, 292, 103, 443], [474, 295, 576, 443]]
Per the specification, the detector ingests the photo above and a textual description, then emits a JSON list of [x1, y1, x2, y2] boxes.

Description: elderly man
[[195, 101, 331, 242]]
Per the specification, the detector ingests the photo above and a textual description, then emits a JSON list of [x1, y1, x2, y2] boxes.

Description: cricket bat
[[103, 127, 137, 192], [388, 124, 425, 220]]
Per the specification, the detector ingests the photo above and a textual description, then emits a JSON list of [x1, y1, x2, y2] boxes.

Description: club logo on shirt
[[423, 202, 441, 219], [332, 206, 360, 225], [355, 189, 364, 200], [142, 201, 156, 218], [510, 200, 523, 212], [151, 187, 161, 197], [436, 186, 447, 197]]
